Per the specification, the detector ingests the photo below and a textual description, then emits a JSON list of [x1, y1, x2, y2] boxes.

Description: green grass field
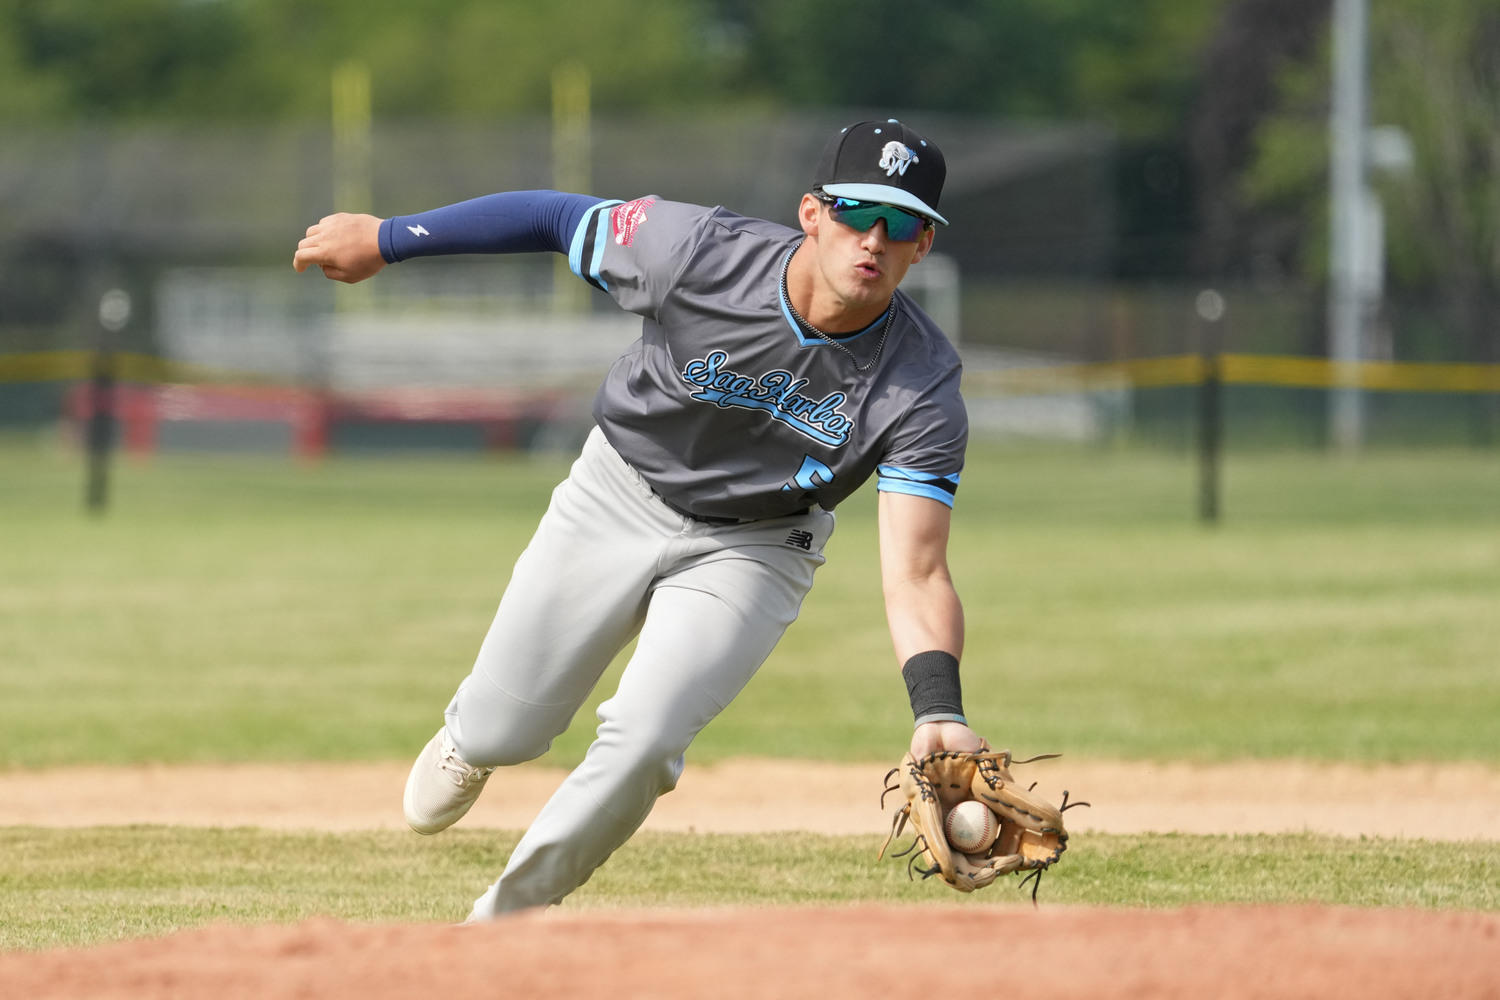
[[3, 827, 1497, 950], [2, 438, 1499, 950], [2, 439, 1496, 767]]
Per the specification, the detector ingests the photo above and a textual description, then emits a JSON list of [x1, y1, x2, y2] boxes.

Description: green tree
[[0, 0, 729, 121], [0, 0, 250, 117], [0, 0, 1225, 133], [238, 0, 726, 118], [1374, 0, 1500, 367], [1246, 0, 1500, 371], [721, 0, 1221, 135]]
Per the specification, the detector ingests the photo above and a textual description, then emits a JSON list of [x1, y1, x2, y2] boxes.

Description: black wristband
[[901, 650, 965, 727]]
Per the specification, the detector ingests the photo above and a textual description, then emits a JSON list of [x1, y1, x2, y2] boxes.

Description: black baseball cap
[[813, 119, 948, 225]]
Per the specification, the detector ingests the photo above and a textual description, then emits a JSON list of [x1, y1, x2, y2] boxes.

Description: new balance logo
[[407, 224, 430, 237], [785, 529, 813, 551]]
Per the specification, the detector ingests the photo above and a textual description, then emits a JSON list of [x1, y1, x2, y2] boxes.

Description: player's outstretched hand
[[910, 719, 983, 759], [293, 213, 386, 283]]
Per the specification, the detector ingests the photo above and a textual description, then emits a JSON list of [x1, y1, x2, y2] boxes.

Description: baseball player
[[293, 119, 980, 919]]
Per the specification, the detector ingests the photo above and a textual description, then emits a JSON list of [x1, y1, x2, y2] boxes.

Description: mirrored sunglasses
[[815, 194, 931, 242]]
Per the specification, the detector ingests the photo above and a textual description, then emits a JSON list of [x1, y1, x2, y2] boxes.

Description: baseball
[[944, 800, 999, 854]]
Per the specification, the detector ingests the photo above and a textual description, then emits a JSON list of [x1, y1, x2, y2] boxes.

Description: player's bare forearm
[[879, 491, 963, 661], [293, 212, 386, 283], [878, 492, 981, 758]]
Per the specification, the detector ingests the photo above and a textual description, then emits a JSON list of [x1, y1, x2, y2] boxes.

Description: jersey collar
[[777, 246, 892, 348]]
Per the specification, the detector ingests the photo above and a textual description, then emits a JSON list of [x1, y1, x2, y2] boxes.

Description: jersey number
[[781, 455, 835, 493]]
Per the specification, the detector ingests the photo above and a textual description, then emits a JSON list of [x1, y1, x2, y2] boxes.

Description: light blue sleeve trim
[[877, 478, 957, 507], [876, 464, 961, 486], [566, 208, 591, 276], [568, 200, 623, 279], [588, 208, 612, 290]]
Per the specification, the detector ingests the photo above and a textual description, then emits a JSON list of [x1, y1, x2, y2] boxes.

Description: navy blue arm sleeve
[[378, 190, 606, 264]]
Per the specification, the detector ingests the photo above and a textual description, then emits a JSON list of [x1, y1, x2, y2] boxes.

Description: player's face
[[798, 194, 935, 315]]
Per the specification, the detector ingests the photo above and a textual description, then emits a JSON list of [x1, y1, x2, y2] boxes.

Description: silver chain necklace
[[780, 246, 896, 373]]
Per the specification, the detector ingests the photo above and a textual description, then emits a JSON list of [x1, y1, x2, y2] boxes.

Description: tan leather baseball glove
[[878, 742, 1084, 899]]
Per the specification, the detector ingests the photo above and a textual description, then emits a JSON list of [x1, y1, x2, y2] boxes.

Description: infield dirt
[[2, 904, 1497, 999], [3, 757, 1499, 839]]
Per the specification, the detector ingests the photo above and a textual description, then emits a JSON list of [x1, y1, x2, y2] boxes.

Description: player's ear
[[798, 193, 821, 238], [910, 225, 936, 264]]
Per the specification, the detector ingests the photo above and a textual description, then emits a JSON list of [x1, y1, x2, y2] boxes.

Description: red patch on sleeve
[[610, 197, 655, 248]]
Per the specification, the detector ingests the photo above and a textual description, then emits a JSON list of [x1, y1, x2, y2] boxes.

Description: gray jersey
[[567, 196, 967, 521]]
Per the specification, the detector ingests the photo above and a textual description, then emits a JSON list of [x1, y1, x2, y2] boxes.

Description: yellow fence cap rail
[[962, 353, 1500, 395]]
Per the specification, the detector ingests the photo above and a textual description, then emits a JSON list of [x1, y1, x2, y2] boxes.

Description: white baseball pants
[[446, 427, 834, 917]]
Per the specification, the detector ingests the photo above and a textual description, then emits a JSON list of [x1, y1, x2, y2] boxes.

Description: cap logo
[[878, 141, 919, 177]]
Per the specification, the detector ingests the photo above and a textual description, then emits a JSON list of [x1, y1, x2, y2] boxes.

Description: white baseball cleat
[[403, 728, 496, 835]]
